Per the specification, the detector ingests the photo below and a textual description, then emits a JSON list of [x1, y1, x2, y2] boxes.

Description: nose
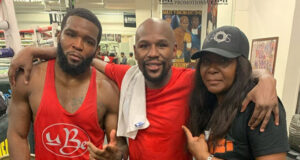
[[147, 44, 159, 58], [207, 63, 219, 74], [72, 37, 83, 51]]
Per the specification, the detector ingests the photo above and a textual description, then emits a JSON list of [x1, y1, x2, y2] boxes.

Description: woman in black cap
[[182, 26, 289, 160]]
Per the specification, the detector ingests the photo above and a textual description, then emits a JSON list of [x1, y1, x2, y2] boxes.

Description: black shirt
[[211, 100, 289, 160]]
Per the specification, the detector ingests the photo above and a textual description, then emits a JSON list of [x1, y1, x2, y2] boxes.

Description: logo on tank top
[[42, 123, 91, 158]]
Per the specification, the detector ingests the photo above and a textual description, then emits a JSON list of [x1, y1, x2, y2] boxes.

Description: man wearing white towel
[[9, 18, 278, 160]]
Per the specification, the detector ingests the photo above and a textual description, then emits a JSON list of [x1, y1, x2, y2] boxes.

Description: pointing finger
[[182, 125, 193, 141]]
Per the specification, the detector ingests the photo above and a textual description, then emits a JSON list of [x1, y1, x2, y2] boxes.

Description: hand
[[241, 75, 279, 132], [8, 47, 34, 86], [88, 129, 124, 160], [182, 126, 211, 160]]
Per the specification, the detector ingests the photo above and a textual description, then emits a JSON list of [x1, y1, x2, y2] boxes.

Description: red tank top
[[34, 60, 104, 160]]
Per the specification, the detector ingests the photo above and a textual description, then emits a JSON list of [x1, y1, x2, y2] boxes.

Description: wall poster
[[162, 10, 202, 63], [250, 37, 279, 74], [206, 0, 218, 35]]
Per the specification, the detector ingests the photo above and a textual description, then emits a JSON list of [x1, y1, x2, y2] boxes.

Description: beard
[[57, 42, 94, 76], [142, 61, 170, 83]]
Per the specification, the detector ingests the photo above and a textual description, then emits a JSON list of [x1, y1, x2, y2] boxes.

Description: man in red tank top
[[7, 8, 127, 160], [8, 19, 278, 160]]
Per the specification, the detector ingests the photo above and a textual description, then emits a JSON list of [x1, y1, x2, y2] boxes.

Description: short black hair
[[61, 8, 102, 45], [129, 52, 133, 56]]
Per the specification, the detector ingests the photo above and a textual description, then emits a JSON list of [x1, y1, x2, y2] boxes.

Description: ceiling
[[13, 0, 137, 14]]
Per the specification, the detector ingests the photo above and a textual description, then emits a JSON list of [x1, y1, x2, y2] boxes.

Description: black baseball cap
[[191, 26, 249, 59]]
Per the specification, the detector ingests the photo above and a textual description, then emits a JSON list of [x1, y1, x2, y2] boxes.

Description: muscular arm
[[242, 69, 278, 132], [22, 46, 57, 59], [88, 78, 128, 160], [8, 47, 109, 86], [9, 46, 56, 86], [91, 58, 108, 74], [7, 72, 32, 159], [102, 79, 128, 157]]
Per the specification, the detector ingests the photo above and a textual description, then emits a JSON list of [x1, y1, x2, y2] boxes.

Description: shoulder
[[31, 61, 48, 75], [95, 70, 119, 96], [245, 99, 289, 157], [105, 63, 130, 74], [172, 67, 195, 79], [95, 70, 119, 111], [172, 67, 195, 74], [104, 63, 131, 87], [107, 63, 130, 70]]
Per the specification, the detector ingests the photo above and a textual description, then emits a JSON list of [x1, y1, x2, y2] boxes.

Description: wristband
[[207, 154, 214, 160]]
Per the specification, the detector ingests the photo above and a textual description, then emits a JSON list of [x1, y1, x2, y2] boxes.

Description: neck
[[145, 68, 172, 89], [216, 94, 224, 104], [54, 61, 91, 84]]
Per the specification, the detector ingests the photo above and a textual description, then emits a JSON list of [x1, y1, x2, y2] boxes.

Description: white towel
[[117, 65, 150, 139]]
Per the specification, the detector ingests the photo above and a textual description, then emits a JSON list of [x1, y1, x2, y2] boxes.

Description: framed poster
[[250, 37, 279, 74]]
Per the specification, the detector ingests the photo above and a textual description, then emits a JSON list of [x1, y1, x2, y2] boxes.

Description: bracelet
[[207, 154, 214, 160]]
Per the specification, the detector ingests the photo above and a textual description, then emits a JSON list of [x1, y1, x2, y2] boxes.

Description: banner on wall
[[124, 12, 136, 28], [207, 0, 218, 35], [162, 10, 202, 63]]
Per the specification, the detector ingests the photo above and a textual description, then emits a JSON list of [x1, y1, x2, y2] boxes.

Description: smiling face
[[200, 53, 237, 99], [134, 18, 176, 86], [57, 16, 99, 76]]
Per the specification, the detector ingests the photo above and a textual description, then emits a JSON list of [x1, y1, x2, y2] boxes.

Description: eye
[[86, 39, 95, 46], [65, 31, 76, 37], [201, 58, 210, 66], [218, 57, 232, 65], [139, 43, 148, 49], [158, 43, 168, 48]]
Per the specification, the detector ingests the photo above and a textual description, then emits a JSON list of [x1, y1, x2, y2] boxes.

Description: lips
[[206, 79, 222, 85], [68, 52, 82, 62], [145, 62, 162, 71]]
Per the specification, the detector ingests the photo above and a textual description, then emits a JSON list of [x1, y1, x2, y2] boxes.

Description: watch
[[207, 154, 214, 160]]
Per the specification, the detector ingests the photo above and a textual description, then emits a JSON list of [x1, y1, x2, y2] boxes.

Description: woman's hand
[[182, 126, 211, 160]]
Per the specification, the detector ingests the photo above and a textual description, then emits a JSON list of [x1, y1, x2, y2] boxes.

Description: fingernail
[[260, 129, 264, 132], [25, 81, 28, 84], [276, 122, 279, 126]]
